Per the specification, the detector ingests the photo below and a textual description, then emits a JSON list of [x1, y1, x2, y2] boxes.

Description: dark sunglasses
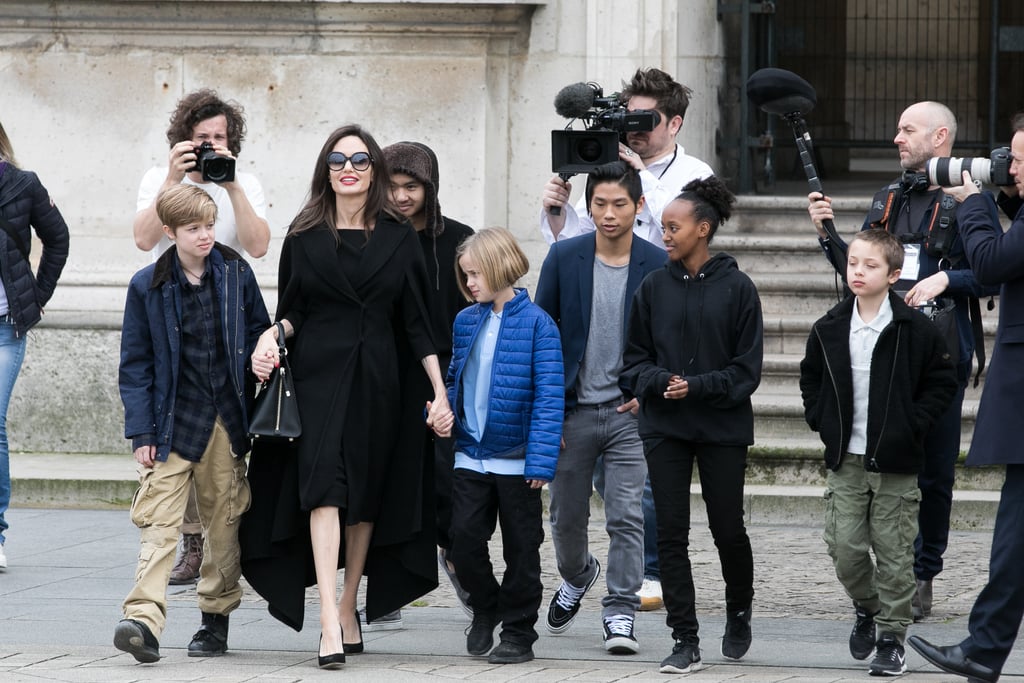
[[326, 151, 372, 171]]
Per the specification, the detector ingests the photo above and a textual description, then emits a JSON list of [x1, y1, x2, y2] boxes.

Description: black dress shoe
[[318, 632, 345, 669], [113, 618, 160, 663], [907, 636, 999, 683], [344, 610, 364, 654]]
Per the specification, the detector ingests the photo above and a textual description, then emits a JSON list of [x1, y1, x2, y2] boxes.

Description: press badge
[[902, 244, 921, 281]]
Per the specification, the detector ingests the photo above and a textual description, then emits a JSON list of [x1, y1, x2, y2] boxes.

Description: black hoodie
[[622, 252, 764, 445]]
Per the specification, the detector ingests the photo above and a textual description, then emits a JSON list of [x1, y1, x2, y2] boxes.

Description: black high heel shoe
[[343, 610, 364, 655], [318, 631, 345, 669]]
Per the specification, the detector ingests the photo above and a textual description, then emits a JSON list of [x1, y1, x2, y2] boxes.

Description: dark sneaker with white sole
[[660, 640, 702, 674], [869, 633, 907, 676], [602, 613, 639, 654], [546, 558, 601, 633]]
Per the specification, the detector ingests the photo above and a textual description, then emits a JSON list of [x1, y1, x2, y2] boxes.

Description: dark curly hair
[[619, 68, 693, 122], [165, 89, 246, 156], [676, 176, 735, 244]]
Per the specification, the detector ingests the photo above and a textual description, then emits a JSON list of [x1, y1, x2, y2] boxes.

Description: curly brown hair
[[165, 89, 247, 156]]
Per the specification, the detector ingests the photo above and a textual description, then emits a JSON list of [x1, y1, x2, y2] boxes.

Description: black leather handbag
[[248, 322, 301, 441]]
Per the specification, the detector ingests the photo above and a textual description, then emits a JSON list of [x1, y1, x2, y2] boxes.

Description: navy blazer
[[535, 231, 667, 409]]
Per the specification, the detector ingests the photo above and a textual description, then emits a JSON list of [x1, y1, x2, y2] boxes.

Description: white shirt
[[847, 295, 893, 455], [539, 143, 713, 247], [136, 167, 267, 258]]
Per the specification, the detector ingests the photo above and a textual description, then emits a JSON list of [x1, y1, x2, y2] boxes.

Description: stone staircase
[[719, 193, 997, 477]]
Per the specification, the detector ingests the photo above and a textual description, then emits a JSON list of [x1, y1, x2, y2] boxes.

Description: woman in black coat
[[244, 124, 453, 667], [0, 121, 70, 568]]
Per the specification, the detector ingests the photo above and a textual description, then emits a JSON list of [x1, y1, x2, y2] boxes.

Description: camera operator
[[908, 112, 1024, 683], [133, 89, 270, 258], [131, 89, 270, 586], [541, 68, 712, 246], [806, 101, 994, 631]]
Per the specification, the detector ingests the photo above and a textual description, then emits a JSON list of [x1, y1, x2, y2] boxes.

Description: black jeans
[[646, 438, 754, 644], [450, 468, 544, 647]]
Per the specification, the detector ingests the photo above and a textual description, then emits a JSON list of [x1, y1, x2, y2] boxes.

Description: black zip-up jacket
[[799, 290, 958, 473], [622, 252, 763, 445], [0, 163, 70, 336]]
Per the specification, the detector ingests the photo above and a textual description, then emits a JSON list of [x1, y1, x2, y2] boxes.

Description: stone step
[[750, 388, 979, 456], [729, 195, 872, 234], [9, 451, 1002, 530]]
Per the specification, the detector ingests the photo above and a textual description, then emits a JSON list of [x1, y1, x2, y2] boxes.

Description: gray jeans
[[548, 401, 646, 616]]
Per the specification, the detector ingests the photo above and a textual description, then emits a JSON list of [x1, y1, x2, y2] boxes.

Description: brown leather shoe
[[169, 533, 203, 585]]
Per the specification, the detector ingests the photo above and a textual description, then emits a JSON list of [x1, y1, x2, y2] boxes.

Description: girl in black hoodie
[[622, 177, 763, 674]]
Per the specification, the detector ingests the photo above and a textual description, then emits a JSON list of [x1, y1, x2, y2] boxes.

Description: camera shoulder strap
[[923, 192, 960, 264], [867, 182, 902, 230]]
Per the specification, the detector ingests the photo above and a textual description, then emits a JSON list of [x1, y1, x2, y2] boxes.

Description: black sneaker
[[850, 605, 878, 660], [113, 618, 160, 663], [602, 613, 639, 654], [722, 605, 752, 660], [465, 612, 497, 656], [546, 558, 601, 633], [660, 640, 702, 674], [869, 633, 907, 676], [487, 640, 534, 664], [187, 612, 229, 657]]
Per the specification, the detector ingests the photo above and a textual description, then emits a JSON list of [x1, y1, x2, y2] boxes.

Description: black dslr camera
[[551, 82, 660, 175], [191, 142, 236, 183], [925, 146, 1012, 187]]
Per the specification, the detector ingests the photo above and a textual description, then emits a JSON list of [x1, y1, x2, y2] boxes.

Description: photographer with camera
[[908, 112, 1024, 683], [807, 101, 995, 639], [133, 89, 270, 259], [131, 89, 271, 586], [541, 68, 712, 246]]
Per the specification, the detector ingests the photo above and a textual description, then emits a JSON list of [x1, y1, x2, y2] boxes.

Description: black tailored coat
[[240, 216, 440, 630], [957, 192, 1024, 466]]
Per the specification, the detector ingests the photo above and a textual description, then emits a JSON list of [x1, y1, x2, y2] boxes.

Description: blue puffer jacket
[[118, 244, 271, 461], [447, 288, 564, 481], [0, 163, 70, 336]]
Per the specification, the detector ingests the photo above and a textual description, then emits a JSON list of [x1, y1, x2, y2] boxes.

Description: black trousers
[[646, 438, 754, 645], [962, 463, 1024, 673], [450, 468, 544, 646], [433, 433, 457, 551]]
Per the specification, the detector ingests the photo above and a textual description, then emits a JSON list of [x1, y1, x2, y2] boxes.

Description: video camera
[[191, 142, 236, 183], [550, 82, 660, 175], [925, 146, 1011, 187]]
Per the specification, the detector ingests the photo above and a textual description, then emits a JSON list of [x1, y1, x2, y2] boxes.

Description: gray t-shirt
[[577, 258, 629, 405]]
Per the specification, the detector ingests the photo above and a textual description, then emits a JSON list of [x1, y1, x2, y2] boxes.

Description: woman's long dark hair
[[288, 124, 399, 239]]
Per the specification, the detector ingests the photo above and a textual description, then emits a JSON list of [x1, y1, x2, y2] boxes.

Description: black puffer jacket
[[0, 163, 70, 335]]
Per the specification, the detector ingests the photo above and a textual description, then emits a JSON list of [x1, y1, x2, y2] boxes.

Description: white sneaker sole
[[604, 636, 639, 655], [659, 660, 703, 674]]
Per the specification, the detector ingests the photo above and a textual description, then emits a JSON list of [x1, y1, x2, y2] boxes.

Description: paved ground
[[1, 504, 1020, 682]]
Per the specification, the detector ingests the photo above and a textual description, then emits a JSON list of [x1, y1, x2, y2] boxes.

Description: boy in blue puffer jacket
[[432, 227, 563, 665]]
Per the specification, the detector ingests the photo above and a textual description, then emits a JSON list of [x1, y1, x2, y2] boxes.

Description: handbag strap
[[275, 321, 287, 355]]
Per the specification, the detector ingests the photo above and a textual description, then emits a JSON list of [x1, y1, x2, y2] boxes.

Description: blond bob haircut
[[851, 228, 904, 273], [455, 227, 529, 301], [156, 184, 218, 232]]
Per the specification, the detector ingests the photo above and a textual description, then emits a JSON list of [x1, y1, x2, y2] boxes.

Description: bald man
[[806, 101, 994, 661]]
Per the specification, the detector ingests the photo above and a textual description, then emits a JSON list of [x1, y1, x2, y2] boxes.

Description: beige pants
[[121, 419, 252, 637], [181, 483, 202, 536]]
